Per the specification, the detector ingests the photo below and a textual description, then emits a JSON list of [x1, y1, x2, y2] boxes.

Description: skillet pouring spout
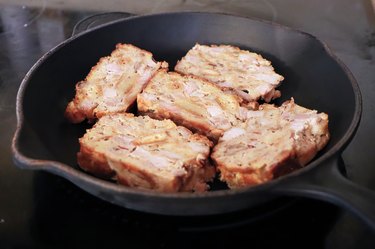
[[272, 156, 375, 230]]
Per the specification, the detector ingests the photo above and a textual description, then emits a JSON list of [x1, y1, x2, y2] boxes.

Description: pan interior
[[17, 13, 359, 190]]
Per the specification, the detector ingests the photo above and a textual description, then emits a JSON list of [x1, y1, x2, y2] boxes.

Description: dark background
[[0, 0, 374, 248]]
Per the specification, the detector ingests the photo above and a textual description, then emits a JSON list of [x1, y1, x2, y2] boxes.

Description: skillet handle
[[273, 156, 375, 230]]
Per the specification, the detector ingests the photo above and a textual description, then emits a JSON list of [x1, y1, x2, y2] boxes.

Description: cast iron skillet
[[12, 12, 375, 229]]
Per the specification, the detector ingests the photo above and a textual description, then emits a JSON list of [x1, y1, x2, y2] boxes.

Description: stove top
[[1, 1, 375, 248], [29, 172, 340, 248]]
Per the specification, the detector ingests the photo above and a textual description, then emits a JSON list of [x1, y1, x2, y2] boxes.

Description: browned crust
[[137, 108, 223, 142], [113, 138, 215, 192], [78, 150, 215, 192], [180, 160, 216, 192], [109, 159, 179, 192], [212, 147, 297, 188], [65, 100, 90, 124], [77, 143, 115, 179]]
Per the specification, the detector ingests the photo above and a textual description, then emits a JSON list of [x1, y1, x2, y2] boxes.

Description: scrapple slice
[[137, 70, 248, 142], [211, 99, 329, 188], [65, 43, 167, 123], [175, 44, 284, 104], [78, 113, 215, 192]]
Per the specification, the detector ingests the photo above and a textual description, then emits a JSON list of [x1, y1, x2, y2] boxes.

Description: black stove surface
[[1, 1, 375, 248], [23, 172, 341, 249]]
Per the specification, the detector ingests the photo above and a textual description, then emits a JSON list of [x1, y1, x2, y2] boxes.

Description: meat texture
[[78, 113, 215, 192], [65, 43, 167, 123], [137, 70, 249, 142], [211, 98, 330, 188], [175, 44, 284, 105]]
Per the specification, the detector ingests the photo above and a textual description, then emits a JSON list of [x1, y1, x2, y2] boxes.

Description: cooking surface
[[1, 0, 375, 248]]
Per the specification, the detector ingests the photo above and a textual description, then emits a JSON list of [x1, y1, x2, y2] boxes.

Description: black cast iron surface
[[1, 1, 375, 248]]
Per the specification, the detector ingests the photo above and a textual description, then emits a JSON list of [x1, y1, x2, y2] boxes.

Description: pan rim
[[11, 11, 362, 199]]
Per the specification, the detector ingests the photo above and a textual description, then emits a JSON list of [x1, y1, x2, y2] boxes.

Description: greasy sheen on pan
[[175, 44, 284, 104], [211, 98, 330, 188], [77, 113, 215, 192], [137, 70, 249, 142], [65, 43, 168, 123]]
